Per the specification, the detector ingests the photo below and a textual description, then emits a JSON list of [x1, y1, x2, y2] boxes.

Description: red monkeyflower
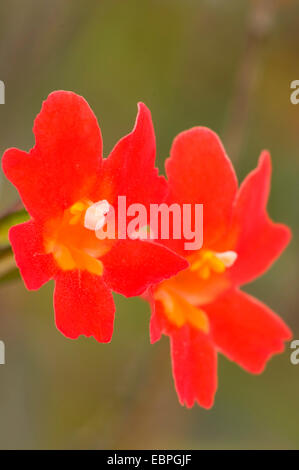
[[149, 127, 292, 408], [2, 91, 187, 343]]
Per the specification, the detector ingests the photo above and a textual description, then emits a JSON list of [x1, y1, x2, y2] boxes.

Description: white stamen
[[215, 251, 238, 267], [84, 200, 110, 231]]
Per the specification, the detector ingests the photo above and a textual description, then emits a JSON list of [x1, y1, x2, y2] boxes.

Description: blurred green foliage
[[0, 0, 298, 450], [0, 209, 29, 248]]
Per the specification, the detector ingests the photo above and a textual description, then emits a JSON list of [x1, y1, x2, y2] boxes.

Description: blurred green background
[[0, 0, 298, 450]]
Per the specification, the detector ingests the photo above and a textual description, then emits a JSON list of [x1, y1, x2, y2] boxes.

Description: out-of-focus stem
[[0, 199, 23, 219], [223, 0, 278, 161], [0, 247, 16, 278], [0, 201, 27, 283]]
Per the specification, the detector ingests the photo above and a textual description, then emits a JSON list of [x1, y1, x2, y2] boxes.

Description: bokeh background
[[0, 0, 298, 449]]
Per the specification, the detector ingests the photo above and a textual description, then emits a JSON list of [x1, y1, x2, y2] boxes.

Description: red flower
[[149, 127, 292, 408], [2, 91, 187, 343]]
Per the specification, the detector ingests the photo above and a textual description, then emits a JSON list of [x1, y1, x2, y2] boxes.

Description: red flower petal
[[150, 298, 167, 344], [204, 288, 292, 373], [170, 324, 217, 408], [101, 102, 167, 210], [149, 296, 217, 408], [228, 152, 291, 285], [166, 128, 238, 247], [9, 220, 57, 290], [2, 91, 102, 221], [102, 239, 189, 297], [54, 270, 115, 343]]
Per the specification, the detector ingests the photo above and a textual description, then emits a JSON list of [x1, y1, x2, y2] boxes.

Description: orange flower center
[[154, 249, 237, 333], [44, 199, 114, 275], [189, 249, 237, 280]]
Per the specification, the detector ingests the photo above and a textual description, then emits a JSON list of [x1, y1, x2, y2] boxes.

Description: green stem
[[0, 201, 28, 284]]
